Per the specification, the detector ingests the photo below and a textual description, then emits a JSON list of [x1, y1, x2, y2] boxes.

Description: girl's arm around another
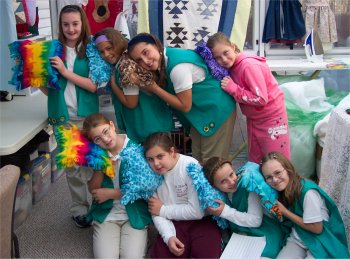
[[88, 171, 122, 204], [222, 64, 269, 106], [109, 72, 138, 109], [277, 200, 323, 234], [208, 192, 263, 228], [145, 81, 192, 112], [50, 56, 97, 93], [153, 181, 204, 220]]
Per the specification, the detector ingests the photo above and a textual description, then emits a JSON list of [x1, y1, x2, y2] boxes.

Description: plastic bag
[[279, 77, 347, 179]]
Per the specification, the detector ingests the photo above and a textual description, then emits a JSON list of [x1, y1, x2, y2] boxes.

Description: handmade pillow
[[8, 39, 64, 91], [195, 44, 229, 80], [119, 141, 163, 205], [187, 162, 229, 229], [117, 53, 154, 88], [86, 37, 113, 87], [54, 125, 114, 178], [237, 162, 283, 221]]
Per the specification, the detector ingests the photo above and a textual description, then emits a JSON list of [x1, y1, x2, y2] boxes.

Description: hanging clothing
[[302, 0, 337, 44], [263, 0, 306, 46]]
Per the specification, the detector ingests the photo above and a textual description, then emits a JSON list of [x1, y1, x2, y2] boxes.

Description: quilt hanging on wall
[[137, 0, 251, 50]]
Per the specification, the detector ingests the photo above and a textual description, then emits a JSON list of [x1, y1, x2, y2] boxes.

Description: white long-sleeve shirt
[[152, 154, 204, 244], [220, 192, 263, 228]]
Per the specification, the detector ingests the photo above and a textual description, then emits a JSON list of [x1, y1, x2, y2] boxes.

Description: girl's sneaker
[[72, 215, 92, 228]]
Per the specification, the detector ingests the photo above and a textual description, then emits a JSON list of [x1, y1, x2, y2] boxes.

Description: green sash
[[230, 188, 289, 258], [165, 47, 236, 137], [86, 142, 152, 229], [111, 70, 173, 143], [291, 179, 349, 258], [48, 56, 99, 125]]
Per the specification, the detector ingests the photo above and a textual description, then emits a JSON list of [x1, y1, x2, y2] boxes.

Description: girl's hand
[[220, 76, 232, 89], [50, 56, 66, 74], [148, 196, 163, 216], [168, 236, 185, 257], [206, 199, 225, 216], [91, 188, 113, 204], [143, 81, 158, 93], [276, 200, 289, 215]]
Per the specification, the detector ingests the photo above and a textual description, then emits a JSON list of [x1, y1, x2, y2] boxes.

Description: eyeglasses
[[93, 126, 111, 144], [265, 168, 285, 183]]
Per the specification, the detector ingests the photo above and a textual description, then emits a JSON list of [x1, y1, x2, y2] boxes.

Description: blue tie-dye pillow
[[186, 162, 229, 229], [119, 141, 163, 205]]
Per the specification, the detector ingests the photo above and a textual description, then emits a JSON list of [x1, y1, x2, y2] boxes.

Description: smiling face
[[261, 159, 290, 192], [210, 42, 237, 69], [61, 12, 82, 47], [129, 42, 161, 71], [145, 145, 177, 175], [88, 121, 117, 150], [212, 163, 238, 193], [97, 41, 119, 65]]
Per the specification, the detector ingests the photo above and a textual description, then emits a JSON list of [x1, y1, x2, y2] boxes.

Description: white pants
[[65, 165, 93, 217], [55, 118, 94, 217], [93, 220, 148, 258], [277, 239, 314, 259]]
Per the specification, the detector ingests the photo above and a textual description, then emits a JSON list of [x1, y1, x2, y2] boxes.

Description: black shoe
[[72, 215, 92, 228]]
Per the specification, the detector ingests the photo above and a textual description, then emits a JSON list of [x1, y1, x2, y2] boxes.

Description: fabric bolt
[[93, 220, 148, 258], [226, 53, 290, 163]]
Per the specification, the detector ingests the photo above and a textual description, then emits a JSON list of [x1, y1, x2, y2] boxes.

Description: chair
[[0, 165, 20, 258]]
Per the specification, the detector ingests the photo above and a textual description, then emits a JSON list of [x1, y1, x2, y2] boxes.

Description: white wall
[[37, 0, 52, 39]]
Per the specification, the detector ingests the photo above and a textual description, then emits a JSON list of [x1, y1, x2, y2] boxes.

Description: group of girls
[[41, 4, 348, 258], [83, 112, 349, 258]]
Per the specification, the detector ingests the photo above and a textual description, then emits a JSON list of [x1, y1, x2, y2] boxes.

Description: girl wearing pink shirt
[[207, 32, 290, 163]]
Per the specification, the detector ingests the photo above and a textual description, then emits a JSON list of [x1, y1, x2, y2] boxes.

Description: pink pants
[[247, 114, 290, 163], [150, 217, 222, 258]]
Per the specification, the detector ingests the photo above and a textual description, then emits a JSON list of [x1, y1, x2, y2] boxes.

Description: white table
[[0, 92, 48, 156], [267, 59, 330, 72], [319, 107, 350, 247]]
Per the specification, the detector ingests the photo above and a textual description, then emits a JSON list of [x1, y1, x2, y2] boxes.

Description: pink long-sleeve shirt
[[225, 53, 285, 121]]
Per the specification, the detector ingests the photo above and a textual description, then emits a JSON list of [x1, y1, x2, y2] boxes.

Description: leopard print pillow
[[117, 54, 153, 88]]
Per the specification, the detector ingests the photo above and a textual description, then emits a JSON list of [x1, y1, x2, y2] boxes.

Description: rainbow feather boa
[[54, 125, 114, 178], [8, 39, 64, 91]]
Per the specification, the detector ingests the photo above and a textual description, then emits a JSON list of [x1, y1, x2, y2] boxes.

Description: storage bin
[[50, 148, 64, 183], [31, 154, 51, 204], [38, 125, 57, 153], [14, 173, 32, 230]]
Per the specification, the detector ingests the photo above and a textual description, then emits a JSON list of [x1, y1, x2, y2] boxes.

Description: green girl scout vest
[[290, 179, 349, 258], [111, 70, 173, 143], [165, 47, 236, 137], [86, 141, 152, 229], [47, 56, 99, 125], [230, 188, 289, 258]]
